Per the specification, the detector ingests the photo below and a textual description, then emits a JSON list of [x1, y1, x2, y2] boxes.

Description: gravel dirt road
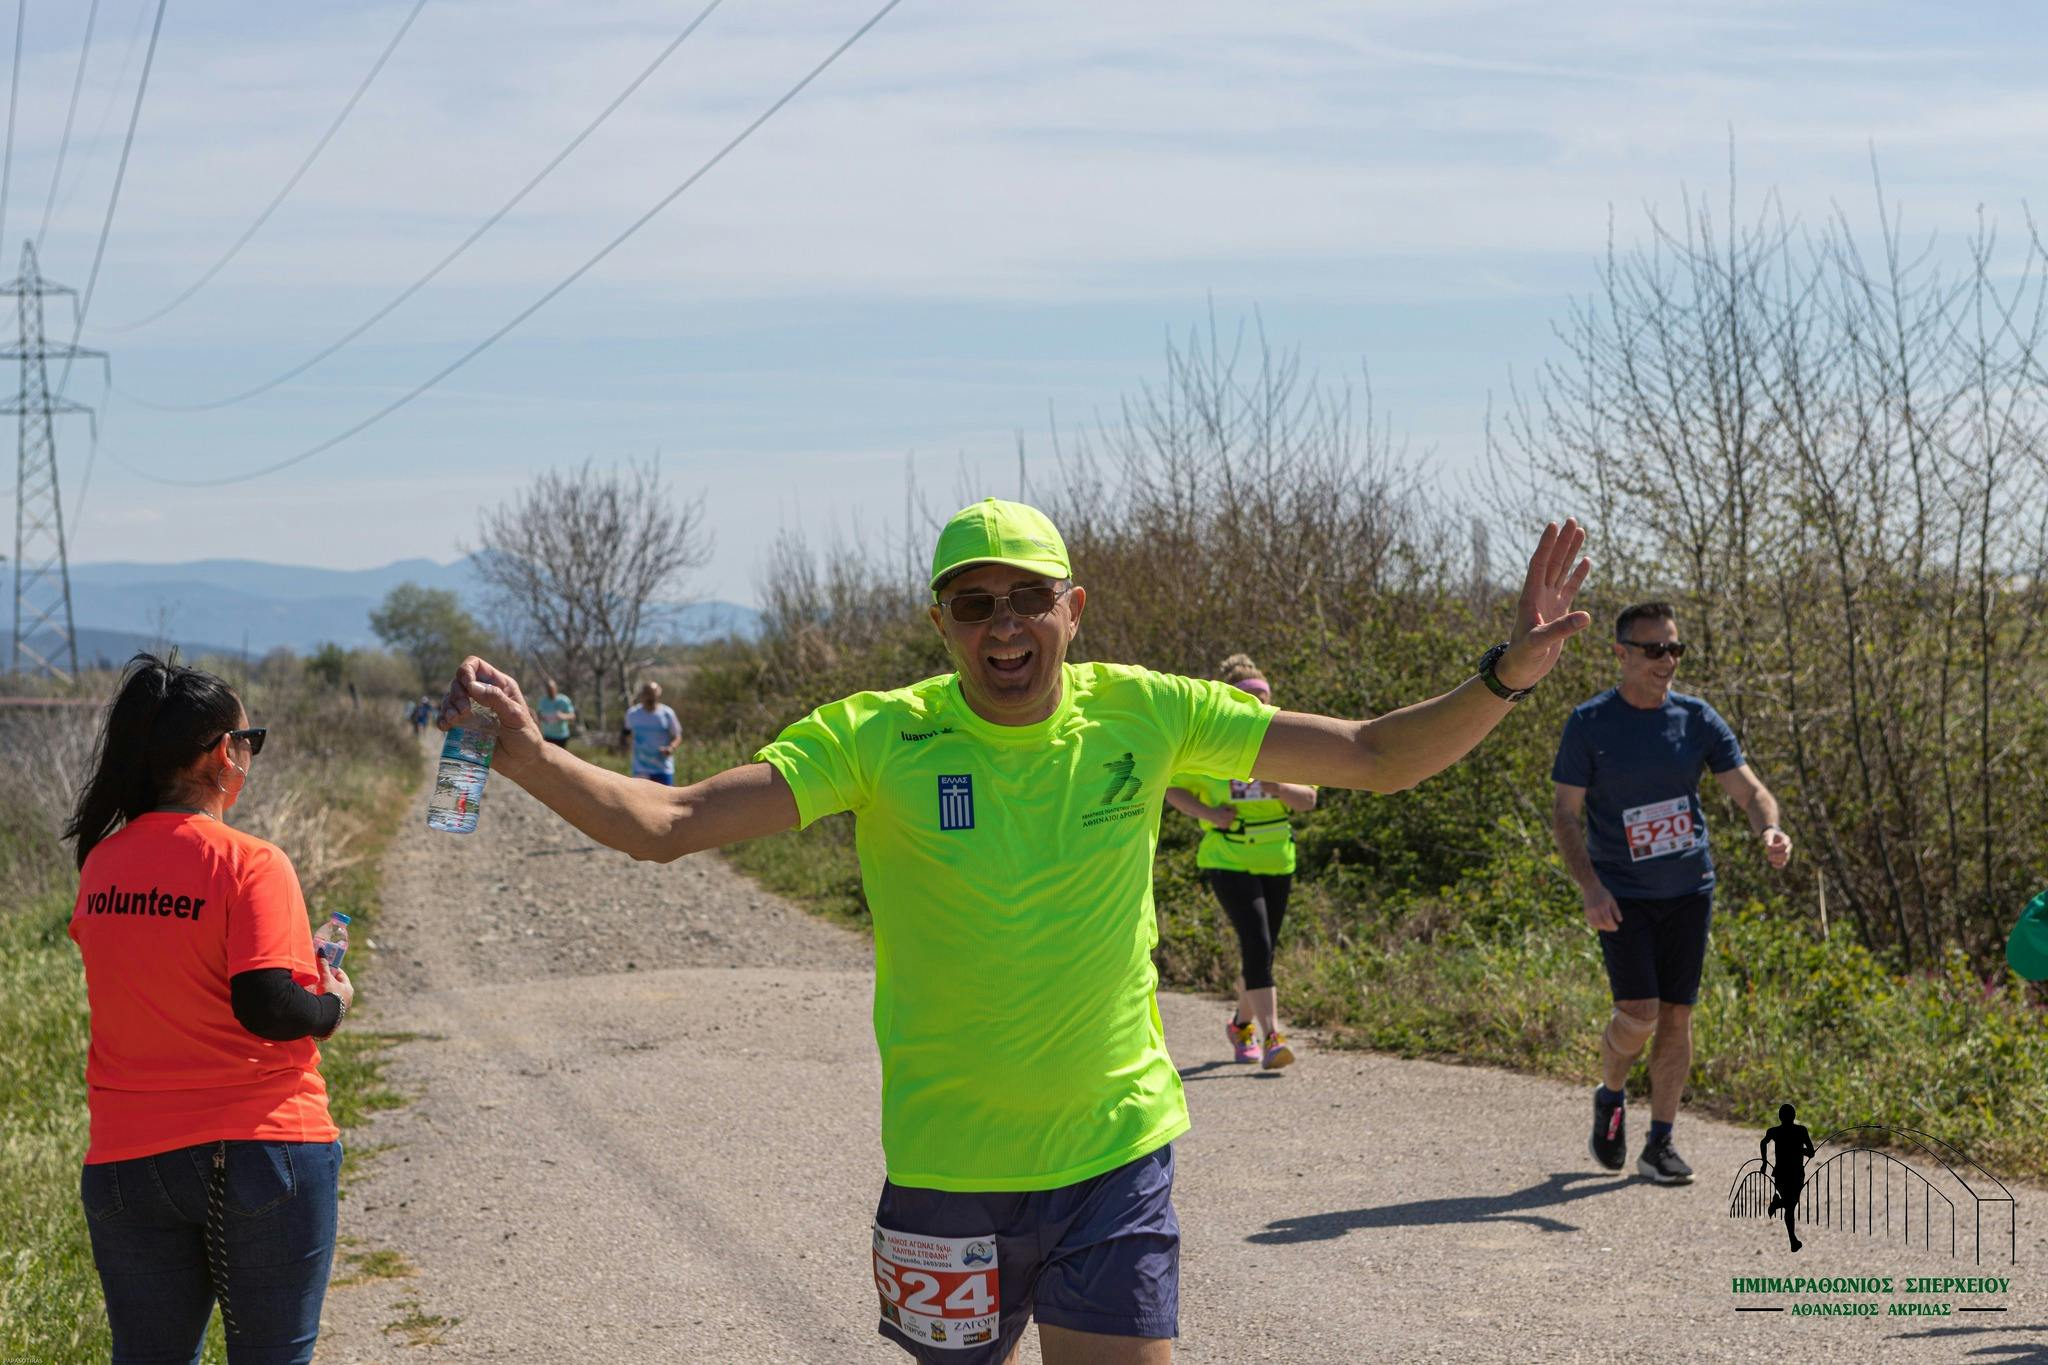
[[315, 764, 2048, 1364]]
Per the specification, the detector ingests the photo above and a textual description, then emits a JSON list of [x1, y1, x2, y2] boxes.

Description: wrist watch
[[319, 994, 348, 1040], [1761, 824, 1784, 837], [1476, 642, 1536, 703]]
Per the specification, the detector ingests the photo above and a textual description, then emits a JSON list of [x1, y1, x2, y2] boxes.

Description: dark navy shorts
[[872, 1144, 1178, 1363], [1598, 889, 1713, 1004]]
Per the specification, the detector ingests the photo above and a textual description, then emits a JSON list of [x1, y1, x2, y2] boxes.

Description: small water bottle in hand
[[427, 702, 498, 835], [313, 912, 351, 971]]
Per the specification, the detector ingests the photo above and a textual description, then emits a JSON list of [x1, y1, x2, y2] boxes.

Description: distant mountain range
[[52, 556, 761, 659]]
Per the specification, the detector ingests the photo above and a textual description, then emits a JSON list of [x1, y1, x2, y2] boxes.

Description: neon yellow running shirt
[[755, 661, 1275, 1191], [1169, 773, 1301, 875]]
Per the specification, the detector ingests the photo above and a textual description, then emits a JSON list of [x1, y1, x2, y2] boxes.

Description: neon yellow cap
[[928, 498, 1071, 592]]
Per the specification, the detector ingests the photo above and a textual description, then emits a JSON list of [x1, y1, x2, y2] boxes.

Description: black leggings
[[1205, 870, 1292, 991]]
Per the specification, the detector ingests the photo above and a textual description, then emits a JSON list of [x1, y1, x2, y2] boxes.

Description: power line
[[115, 0, 726, 413], [105, 0, 432, 333], [54, 0, 165, 403], [115, 0, 904, 489], [35, 0, 99, 249], [48, 0, 149, 235], [0, 0, 24, 256]]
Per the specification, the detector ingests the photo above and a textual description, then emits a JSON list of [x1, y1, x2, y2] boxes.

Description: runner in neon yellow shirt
[[437, 498, 1592, 1365], [1166, 653, 1316, 1071]]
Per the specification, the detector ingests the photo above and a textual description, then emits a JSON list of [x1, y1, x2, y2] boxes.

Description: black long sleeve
[[230, 968, 342, 1041]]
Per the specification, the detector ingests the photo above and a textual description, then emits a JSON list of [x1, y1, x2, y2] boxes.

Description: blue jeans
[[80, 1139, 342, 1365]]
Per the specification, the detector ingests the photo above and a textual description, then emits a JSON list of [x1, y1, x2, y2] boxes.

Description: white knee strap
[[1606, 1008, 1657, 1053]]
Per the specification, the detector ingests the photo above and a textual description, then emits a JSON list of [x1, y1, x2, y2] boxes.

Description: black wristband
[[1476, 642, 1535, 702]]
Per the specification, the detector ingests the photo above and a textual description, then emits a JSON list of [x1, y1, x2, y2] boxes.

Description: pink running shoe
[[1261, 1032, 1296, 1070], [1225, 1015, 1259, 1063]]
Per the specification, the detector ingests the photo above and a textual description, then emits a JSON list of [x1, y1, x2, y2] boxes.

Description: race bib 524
[[873, 1225, 999, 1351], [1622, 796, 1698, 861]]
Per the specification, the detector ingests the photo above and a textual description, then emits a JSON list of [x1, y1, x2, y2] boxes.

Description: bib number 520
[[1622, 796, 1698, 862]]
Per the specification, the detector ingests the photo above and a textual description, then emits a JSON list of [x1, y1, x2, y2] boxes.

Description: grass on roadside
[[332, 1246, 418, 1287]]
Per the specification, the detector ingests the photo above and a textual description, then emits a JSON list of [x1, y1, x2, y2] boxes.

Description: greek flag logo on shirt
[[938, 775, 974, 830]]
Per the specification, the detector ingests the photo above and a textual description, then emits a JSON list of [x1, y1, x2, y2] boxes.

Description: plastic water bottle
[[314, 912, 351, 971], [427, 705, 497, 835]]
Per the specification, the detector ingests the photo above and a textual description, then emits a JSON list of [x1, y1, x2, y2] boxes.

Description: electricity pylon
[[3, 242, 105, 682]]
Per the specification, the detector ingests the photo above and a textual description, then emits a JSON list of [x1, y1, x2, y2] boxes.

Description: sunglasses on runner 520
[[1619, 640, 1687, 661], [219, 727, 267, 755], [940, 585, 1070, 624]]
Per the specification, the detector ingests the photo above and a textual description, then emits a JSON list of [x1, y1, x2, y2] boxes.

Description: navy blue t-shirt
[[1551, 689, 1745, 899]]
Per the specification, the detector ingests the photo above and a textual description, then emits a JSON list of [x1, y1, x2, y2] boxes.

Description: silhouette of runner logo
[[1728, 1111, 2018, 1264], [1099, 752, 1142, 805], [1760, 1103, 1816, 1253]]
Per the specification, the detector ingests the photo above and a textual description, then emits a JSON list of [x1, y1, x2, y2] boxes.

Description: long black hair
[[64, 653, 243, 868]]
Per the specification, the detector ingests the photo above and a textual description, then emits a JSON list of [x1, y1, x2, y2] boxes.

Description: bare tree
[[1492, 165, 2048, 964], [470, 459, 712, 731]]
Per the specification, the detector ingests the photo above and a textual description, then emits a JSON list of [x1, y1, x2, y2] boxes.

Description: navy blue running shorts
[[1598, 889, 1713, 1005], [872, 1144, 1178, 1363]]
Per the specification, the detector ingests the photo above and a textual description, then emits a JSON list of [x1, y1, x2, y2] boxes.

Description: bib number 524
[[873, 1226, 1000, 1350]]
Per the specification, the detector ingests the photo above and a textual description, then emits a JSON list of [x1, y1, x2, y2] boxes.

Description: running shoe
[[1589, 1089, 1626, 1172], [1261, 1033, 1295, 1070], [1637, 1135, 1694, 1185], [1225, 1015, 1259, 1064]]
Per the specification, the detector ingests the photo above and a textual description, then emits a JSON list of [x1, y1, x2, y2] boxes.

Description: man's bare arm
[[1713, 763, 1793, 867], [439, 656, 797, 862], [1260, 780, 1317, 811], [1713, 763, 1781, 834], [515, 750, 797, 863], [1165, 785, 1235, 829], [1549, 783, 1600, 894], [1249, 519, 1591, 793], [1250, 685, 1515, 792]]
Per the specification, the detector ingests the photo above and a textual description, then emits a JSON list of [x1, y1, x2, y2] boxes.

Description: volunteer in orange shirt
[[64, 654, 355, 1365]]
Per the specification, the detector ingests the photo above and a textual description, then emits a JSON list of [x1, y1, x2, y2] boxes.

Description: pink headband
[[1236, 678, 1271, 700]]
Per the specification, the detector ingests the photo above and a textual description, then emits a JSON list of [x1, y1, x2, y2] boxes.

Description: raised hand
[[438, 656, 546, 773], [1498, 519, 1593, 691]]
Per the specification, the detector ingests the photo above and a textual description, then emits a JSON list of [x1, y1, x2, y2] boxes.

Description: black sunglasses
[[941, 585, 1070, 624], [1619, 640, 1687, 661], [220, 726, 267, 756]]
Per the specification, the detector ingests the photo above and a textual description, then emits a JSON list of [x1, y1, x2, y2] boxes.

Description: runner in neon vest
[[438, 500, 1593, 1364], [1166, 654, 1316, 1071]]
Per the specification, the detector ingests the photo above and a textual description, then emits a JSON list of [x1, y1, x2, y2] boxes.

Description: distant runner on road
[[1550, 601, 1792, 1187], [534, 678, 577, 749], [1165, 654, 1316, 1071], [622, 680, 681, 784], [439, 498, 1591, 1365]]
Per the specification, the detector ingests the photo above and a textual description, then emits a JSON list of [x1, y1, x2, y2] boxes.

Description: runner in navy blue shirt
[[1550, 602, 1792, 1184]]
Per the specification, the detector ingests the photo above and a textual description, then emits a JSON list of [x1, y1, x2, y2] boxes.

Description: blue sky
[[7, 0, 2042, 603]]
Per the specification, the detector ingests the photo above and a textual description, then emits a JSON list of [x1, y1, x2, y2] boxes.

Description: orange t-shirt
[[68, 812, 338, 1163]]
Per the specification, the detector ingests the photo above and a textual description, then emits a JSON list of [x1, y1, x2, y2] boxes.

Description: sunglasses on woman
[[219, 726, 268, 755], [940, 585, 1070, 624], [1619, 640, 1687, 661]]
